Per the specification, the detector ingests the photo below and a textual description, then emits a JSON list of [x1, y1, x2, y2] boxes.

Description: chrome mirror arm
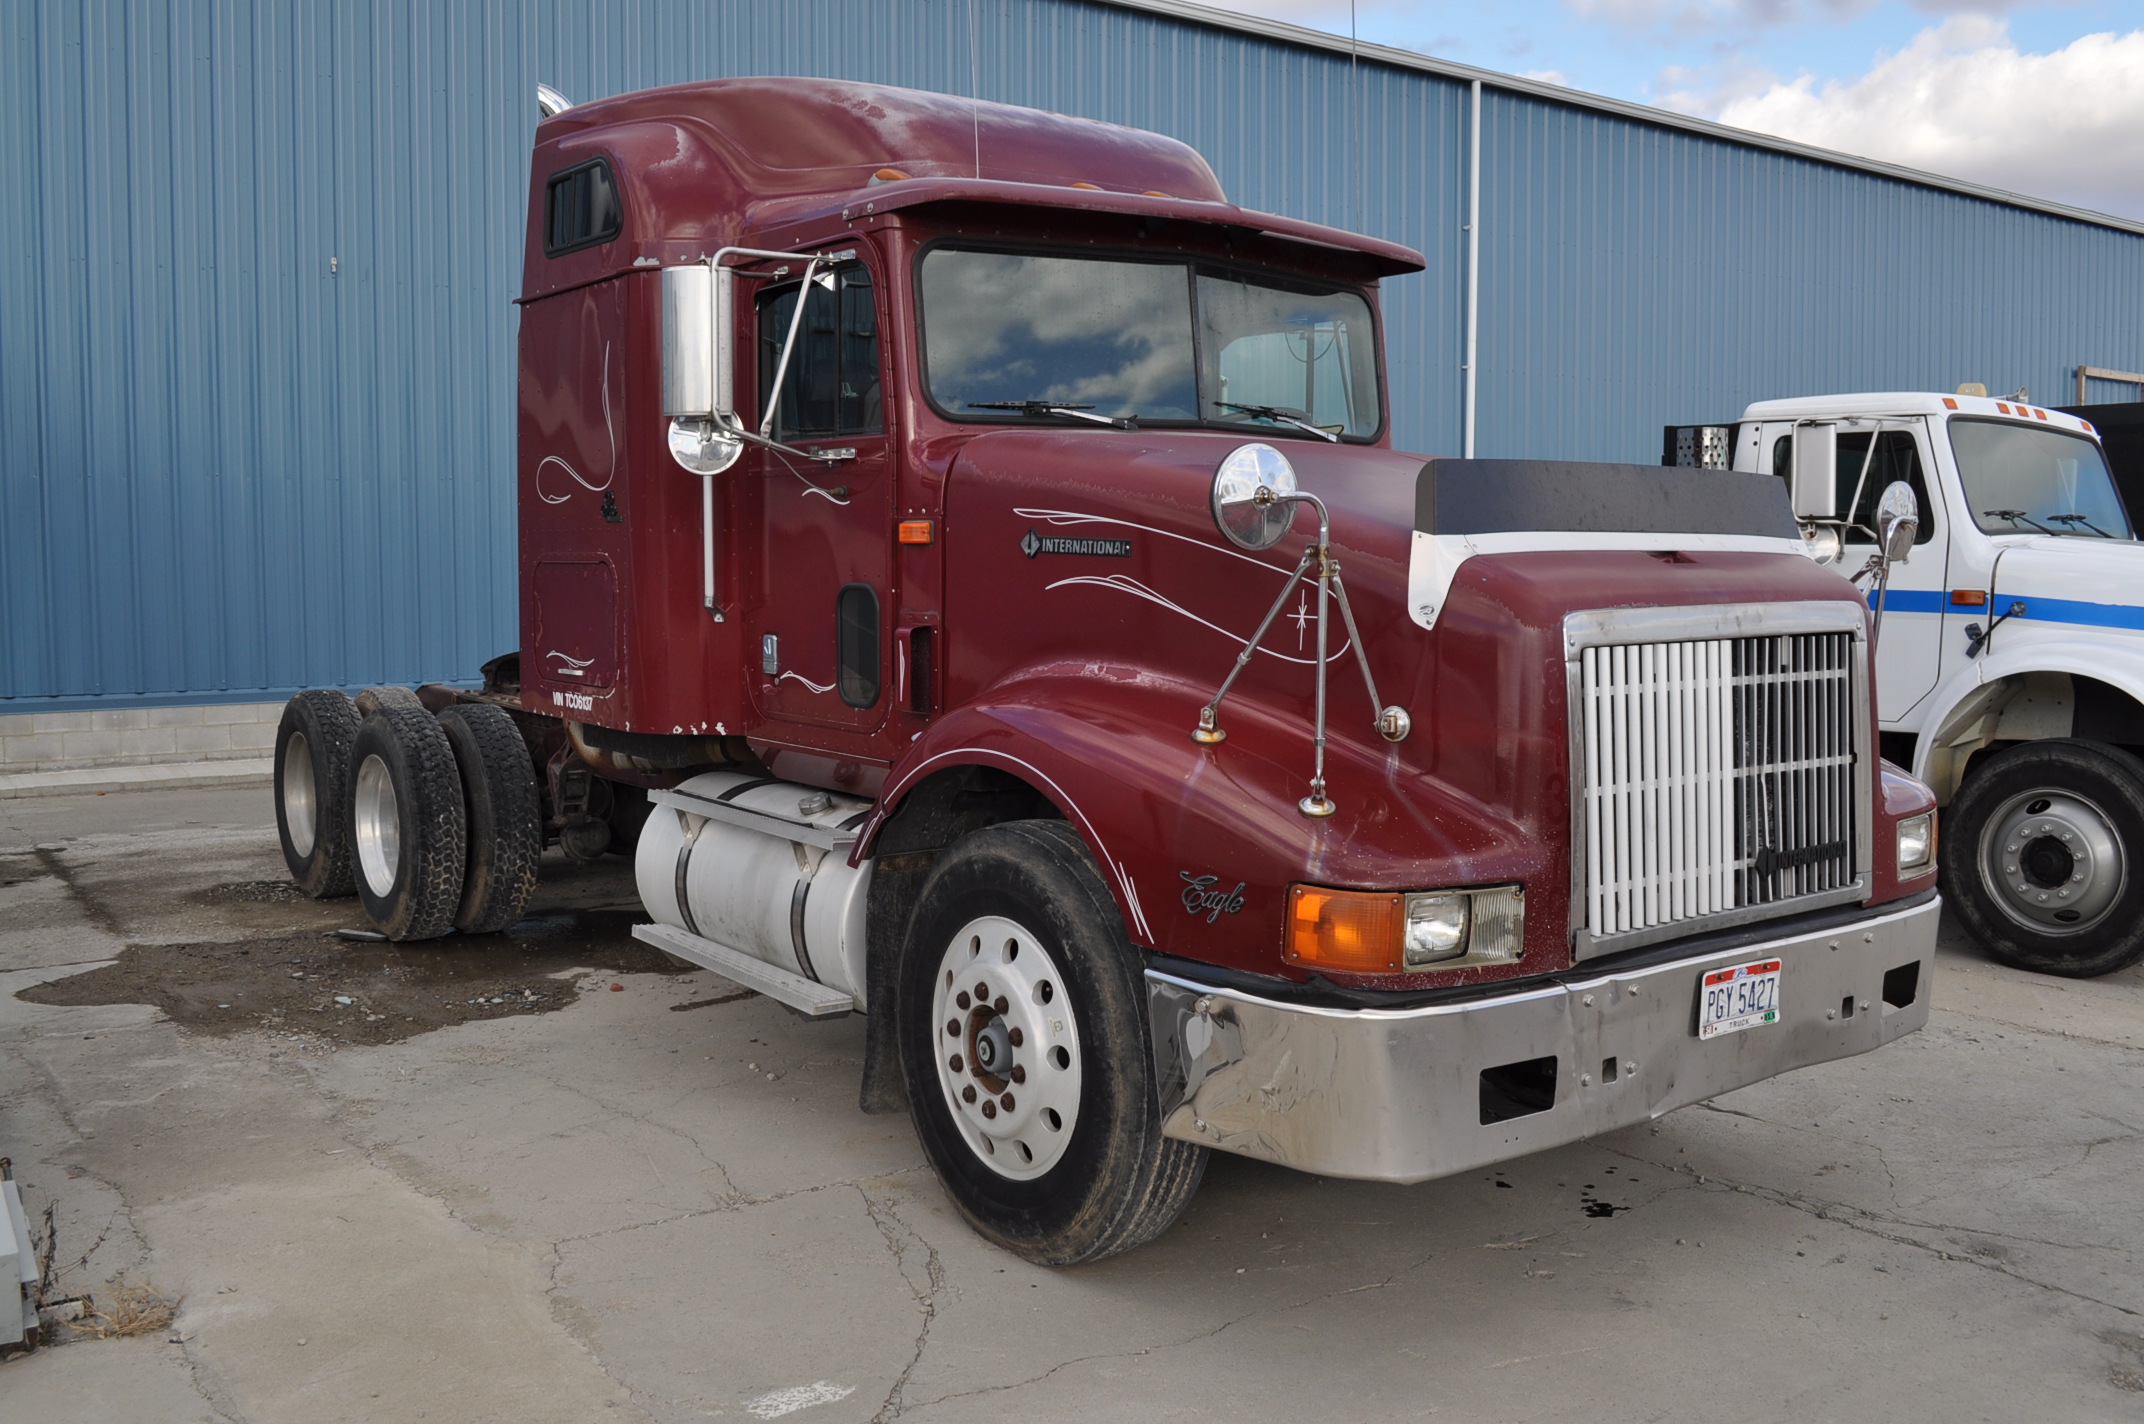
[[1194, 487, 1410, 820]]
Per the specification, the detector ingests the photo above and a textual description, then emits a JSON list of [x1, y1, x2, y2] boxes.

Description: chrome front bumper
[[1146, 895, 1938, 1184]]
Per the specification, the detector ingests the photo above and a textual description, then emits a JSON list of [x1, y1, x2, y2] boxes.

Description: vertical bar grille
[[1581, 631, 1857, 941]]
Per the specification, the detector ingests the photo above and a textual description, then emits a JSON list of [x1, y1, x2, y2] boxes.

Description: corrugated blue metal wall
[[4, 0, 2140, 708]]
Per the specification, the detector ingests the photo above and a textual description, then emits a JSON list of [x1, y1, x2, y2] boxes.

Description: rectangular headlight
[[1403, 886, 1526, 967], [1897, 813, 1934, 873]]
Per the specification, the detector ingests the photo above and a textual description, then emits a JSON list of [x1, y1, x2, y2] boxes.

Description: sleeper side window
[[758, 265, 884, 440], [544, 159, 621, 255]]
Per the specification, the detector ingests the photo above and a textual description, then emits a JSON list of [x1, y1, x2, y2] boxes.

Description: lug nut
[[974, 982, 988, 1000], [1008, 1026, 1024, 1047], [994, 995, 1008, 1014], [962, 1085, 976, 1103], [1011, 1065, 1026, 1084], [957, 991, 971, 1010], [1001, 1093, 1015, 1110], [946, 1019, 960, 1037], [982, 1100, 997, 1119], [949, 1054, 963, 1072]]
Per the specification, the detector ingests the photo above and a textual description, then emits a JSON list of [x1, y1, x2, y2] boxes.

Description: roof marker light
[[1142, 190, 1172, 198], [869, 167, 912, 184], [1996, 403, 2010, 414], [1942, 397, 1958, 410], [2034, 408, 2048, 420], [1069, 181, 1102, 190]]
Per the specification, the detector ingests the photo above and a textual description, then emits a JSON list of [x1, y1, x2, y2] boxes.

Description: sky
[[1206, 0, 2144, 221]]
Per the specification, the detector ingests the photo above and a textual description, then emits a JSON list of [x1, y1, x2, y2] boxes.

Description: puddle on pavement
[[19, 907, 702, 1045]]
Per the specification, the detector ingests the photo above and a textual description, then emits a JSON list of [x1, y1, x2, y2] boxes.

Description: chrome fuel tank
[[634, 771, 875, 1005]]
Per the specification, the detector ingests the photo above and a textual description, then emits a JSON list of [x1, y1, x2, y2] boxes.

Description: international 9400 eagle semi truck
[[273, 78, 1940, 1263]]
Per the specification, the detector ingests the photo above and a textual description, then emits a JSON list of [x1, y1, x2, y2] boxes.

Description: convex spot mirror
[[1878, 480, 1919, 565], [668, 419, 743, 475], [1212, 443, 1300, 551]]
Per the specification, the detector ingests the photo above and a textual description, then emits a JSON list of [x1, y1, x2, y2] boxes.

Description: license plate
[[1698, 958, 1783, 1039]]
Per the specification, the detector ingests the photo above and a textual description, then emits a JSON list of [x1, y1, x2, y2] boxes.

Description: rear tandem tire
[[1941, 738, 2144, 978], [347, 705, 467, 941], [274, 690, 362, 898], [897, 820, 1207, 1266], [436, 703, 542, 934]]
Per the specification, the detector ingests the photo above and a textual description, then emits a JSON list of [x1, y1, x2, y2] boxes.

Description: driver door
[[746, 258, 893, 737], [1831, 420, 1948, 723]]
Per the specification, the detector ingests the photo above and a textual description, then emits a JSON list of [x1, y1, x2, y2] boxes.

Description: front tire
[[897, 820, 1206, 1265], [275, 690, 361, 898], [348, 705, 467, 941], [1942, 738, 2144, 977]]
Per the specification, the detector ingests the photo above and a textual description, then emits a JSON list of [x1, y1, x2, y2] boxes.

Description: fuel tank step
[[632, 922, 855, 1018]]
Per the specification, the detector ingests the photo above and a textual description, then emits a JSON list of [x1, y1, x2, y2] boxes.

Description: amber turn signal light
[[898, 520, 935, 545], [1285, 885, 1403, 973]]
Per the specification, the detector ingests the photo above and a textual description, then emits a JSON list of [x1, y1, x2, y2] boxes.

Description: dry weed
[[63, 1276, 178, 1339]]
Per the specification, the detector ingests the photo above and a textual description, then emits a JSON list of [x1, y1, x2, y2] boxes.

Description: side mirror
[[1211, 443, 1300, 550], [1878, 480, 1919, 565], [661, 263, 742, 474], [1790, 422, 1838, 519]]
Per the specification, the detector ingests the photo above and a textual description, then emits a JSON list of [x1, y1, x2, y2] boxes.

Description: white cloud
[[1566, 0, 2039, 31], [1710, 19, 2144, 218]]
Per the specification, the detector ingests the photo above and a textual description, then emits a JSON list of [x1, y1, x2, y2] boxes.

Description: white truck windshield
[[918, 247, 1380, 438], [1951, 418, 2132, 538]]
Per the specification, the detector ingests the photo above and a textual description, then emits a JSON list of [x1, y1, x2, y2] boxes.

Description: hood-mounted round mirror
[[1212, 443, 1300, 551]]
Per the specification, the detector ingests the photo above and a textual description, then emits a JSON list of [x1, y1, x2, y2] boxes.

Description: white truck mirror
[[661, 263, 741, 474], [1878, 480, 1919, 565], [1790, 422, 1838, 519]]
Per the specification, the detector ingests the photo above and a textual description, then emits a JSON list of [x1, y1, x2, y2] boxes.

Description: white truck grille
[[1577, 628, 1861, 946]]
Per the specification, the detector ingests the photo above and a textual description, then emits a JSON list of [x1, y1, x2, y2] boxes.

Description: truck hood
[[1993, 537, 2144, 631]]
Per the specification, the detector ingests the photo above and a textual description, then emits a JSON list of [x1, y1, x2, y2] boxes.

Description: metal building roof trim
[[1105, 0, 2144, 241]]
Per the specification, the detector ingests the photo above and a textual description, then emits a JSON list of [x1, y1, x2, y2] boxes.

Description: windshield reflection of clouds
[[920, 250, 1379, 436], [921, 253, 1196, 418], [1952, 420, 2133, 538]]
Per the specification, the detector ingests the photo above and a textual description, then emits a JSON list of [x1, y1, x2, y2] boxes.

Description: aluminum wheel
[[931, 914, 1084, 1181], [352, 751, 403, 899], [282, 730, 317, 858], [1978, 786, 2126, 935]]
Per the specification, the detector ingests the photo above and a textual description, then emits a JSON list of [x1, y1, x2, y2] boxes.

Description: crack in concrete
[[904, 1257, 1434, 1413], [31, 845, 128, 939], [1598, 1145, 2141, 1318], [859, 1185, 947, 1423]]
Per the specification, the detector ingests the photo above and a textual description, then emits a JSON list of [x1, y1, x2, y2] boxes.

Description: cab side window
[[758, 266, 883, 440], [1834, 431, 1936, 545]]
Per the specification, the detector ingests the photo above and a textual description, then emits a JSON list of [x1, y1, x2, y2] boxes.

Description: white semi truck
[[1670, 392, 2144, 977]]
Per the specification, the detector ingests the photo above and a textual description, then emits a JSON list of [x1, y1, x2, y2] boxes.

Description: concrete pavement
[[1, 785, 2139, 1422]]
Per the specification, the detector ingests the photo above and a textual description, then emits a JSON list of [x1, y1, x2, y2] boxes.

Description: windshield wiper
[[967, 400, 1137, 430], [1984, 509, 2059, 535], [1214, 401, 1340, 443], [2047, 513, 2117, 537]]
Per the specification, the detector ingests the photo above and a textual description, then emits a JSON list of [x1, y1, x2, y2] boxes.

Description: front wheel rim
[[931, 915, 1084, 1181], [283, 730, 317, 857], [1977, 786, 2126, 935], [352, 752, 401, 899]]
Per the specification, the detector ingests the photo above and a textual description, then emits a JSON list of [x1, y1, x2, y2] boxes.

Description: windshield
[[918, 247, 1380, 438], [1951, 417, 2132, 538]]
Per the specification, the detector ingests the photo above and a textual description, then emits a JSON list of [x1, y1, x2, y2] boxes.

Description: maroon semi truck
[[272, 77, 1941, 1264]]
